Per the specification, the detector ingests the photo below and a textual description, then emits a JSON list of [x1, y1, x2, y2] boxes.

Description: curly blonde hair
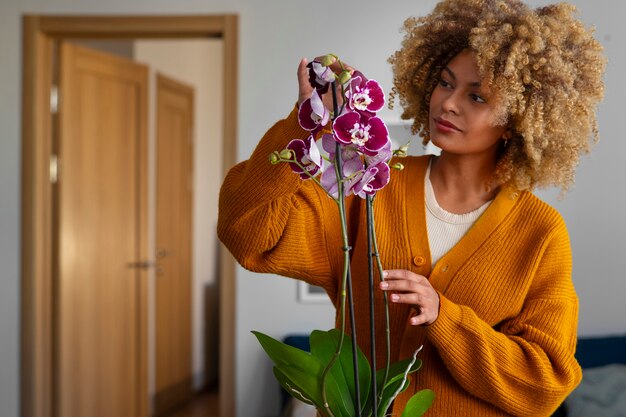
[[388, 0, 606, 191]]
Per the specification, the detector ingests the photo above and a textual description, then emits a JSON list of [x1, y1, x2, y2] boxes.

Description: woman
[[218, 0, 606, 415]]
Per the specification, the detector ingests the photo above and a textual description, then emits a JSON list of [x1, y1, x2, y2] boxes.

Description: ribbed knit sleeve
[[217, 107, 343, 297], [425, 210, 581, 416]]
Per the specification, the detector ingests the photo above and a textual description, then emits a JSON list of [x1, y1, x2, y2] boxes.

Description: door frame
[[20, 15, 238, 417]]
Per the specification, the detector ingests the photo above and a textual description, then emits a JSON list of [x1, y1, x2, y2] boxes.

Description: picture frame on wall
[[298, 281, 330, 303]]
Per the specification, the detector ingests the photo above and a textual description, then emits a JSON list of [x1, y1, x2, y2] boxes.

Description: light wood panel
[[56, 42, 148, 417], [20, 16, 55, 417], [155, 73, 194, 416]]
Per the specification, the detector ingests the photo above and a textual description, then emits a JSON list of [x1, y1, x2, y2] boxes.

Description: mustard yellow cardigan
[[218, 108, 582, 416]]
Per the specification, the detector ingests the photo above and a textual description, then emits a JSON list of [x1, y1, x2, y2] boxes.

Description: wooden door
[[155, 73, 195, 416], [56, 42, 149, 417]]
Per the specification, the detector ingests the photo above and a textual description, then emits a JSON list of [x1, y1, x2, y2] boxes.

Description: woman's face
[[429, 50, 507, 159]]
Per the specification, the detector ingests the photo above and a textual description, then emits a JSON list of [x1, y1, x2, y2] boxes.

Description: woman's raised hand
[[380, 270, 441, 326], [297, 58, 314, 107]]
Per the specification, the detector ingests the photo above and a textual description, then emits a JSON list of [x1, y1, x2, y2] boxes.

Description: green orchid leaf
[[252, 331, 322, 374], [254, 330, 359, 416], [274, 363, 354, 417], [401, 389, 435, 417], [273, 365, 326, 412], [377, 377, 410, 416], [309, 328, 371, 413], [331, 377, 357, 417]]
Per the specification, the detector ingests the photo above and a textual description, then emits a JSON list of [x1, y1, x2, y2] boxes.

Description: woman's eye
[[439, 79, 452, 88], [470, 94, 486, 104]]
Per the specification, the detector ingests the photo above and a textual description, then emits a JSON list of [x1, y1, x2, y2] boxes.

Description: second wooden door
[[155, 73, 195, 416]]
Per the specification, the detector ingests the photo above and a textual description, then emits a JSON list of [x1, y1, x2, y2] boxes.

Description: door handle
[[126, 260, 156, 269]]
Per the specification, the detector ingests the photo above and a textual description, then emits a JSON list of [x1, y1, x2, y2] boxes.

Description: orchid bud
[[320, 54, 336, 67], [337, 70, 352, 85], [269, 151, 280, 165], [391, 162, 405, 171], [394, 144, 409, 158], [279, 149, 294, 160]]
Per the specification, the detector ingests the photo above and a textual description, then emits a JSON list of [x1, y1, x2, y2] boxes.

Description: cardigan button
[[441, 264, 449, 272], [413, 256, 426, 266]]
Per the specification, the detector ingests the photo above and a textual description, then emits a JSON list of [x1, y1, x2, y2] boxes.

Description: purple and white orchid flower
[[307, 60, 336, 94], [319, 133, 392, 198], [286, 135, 323, 180], [333, 111, 389, 156], [298, 90, 330, 135], [321, 133, 360, 162], [365, 138, 393, 167], [353, 162, 391, 198], [283, 62, 395, 200], [320, 152, 364, 198], [346, 75, 385, 116]]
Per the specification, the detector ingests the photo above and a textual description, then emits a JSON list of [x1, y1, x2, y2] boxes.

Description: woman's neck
[[429, 152, 499, 214]]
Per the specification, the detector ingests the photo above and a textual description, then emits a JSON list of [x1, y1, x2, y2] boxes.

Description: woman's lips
[[434, 117, 461, 133]]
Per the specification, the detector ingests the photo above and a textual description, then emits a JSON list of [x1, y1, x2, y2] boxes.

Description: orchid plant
[[255, 54, 433, 417]]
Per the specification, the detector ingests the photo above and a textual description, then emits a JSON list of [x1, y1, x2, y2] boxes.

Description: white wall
[[1, 1, 625, 417]]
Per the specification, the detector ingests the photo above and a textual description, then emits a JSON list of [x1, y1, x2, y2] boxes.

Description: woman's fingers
[[297, 57, 313, 106], [384, 269, 427, 285], [409, 312, 431, 326], [380, 269, 440, 326]]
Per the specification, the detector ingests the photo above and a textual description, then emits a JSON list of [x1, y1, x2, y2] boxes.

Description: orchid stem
[[333, 80, 363, 417], [365, 194, 378, 416], [319, 81, 362, 417], [370, 199, 391, 407]]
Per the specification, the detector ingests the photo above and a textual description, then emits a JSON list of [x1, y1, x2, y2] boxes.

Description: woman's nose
[[441, 92, 460, 114]]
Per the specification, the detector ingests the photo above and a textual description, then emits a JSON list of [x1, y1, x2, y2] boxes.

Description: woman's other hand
[[380, 269, 440, 326]]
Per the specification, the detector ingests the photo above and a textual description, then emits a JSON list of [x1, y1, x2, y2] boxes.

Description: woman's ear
[[502, 129, 514, 147]]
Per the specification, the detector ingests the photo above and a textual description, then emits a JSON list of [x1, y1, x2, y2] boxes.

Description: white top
[[425, 163, 492, 267]]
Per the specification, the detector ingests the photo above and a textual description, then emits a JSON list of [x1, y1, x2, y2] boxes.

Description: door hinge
[[50, 85, 59, 114], [50, 154, 59, 183]]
